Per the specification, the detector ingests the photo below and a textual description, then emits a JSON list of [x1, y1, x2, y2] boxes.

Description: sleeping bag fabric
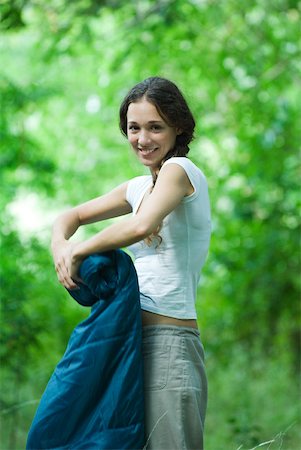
[[26, 250, 145, 450]]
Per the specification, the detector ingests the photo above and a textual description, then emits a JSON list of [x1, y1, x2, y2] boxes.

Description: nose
[[138, 129, 151, 147]]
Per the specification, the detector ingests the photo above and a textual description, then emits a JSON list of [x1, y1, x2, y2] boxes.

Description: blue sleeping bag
[[27, 250, 145, 450]]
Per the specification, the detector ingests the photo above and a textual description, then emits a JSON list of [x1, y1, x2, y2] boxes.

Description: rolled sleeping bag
[[27, 250, 145, 450]]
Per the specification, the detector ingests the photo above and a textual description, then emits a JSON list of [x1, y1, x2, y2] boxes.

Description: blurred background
[[0, 0, 300, 448]]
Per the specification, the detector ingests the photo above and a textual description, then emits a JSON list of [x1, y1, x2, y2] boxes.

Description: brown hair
[[119, 77, 196, 168]]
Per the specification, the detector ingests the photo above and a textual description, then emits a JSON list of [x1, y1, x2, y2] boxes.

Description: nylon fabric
[[26, 250, 145, 450]]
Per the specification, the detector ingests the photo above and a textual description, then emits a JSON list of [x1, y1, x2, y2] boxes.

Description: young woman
[[52, 77, 211, 449]]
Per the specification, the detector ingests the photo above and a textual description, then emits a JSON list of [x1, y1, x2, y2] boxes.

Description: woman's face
[[127, 98, 179, 172]]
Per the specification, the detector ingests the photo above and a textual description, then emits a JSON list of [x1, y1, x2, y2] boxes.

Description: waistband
[[142, 324, 200, 338]]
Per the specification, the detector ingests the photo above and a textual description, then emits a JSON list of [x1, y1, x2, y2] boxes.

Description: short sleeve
[[162, 157, 206, 202]]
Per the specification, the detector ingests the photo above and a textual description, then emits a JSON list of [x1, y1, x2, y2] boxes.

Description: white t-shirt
[[126, 157, 211, 319]]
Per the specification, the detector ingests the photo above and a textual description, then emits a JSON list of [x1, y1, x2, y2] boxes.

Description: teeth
[[139, 148, 156, 154]]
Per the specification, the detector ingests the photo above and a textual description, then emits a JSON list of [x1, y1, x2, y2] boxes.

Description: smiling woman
[[126, 100, 180, 171], [43, 77, 211, 450], [119, 77, 196, 171]]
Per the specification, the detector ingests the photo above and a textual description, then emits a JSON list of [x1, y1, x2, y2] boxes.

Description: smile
[[138, 147, 158, 155]]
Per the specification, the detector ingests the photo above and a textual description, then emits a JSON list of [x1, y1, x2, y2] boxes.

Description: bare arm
[[51, 181, 131, 289], [51, 181, 131, 244], [55, 164, 192, 288]]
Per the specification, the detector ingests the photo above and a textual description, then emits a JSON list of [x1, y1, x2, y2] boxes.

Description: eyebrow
[[127, 120, 164, 124]]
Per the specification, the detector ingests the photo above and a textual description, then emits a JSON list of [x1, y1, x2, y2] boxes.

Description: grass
[[0, 345, 300, 449], [204, 345, 301, 450]]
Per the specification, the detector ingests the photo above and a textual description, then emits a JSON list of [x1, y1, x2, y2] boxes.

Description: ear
[[176, 128, 182, 135]]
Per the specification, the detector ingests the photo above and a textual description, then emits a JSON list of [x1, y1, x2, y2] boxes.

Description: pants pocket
[[142, 344, 171, 391]]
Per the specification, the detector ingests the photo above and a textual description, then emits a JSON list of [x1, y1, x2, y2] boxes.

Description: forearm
[[51, 209, 80, 248], [73, 216, 150, 260]]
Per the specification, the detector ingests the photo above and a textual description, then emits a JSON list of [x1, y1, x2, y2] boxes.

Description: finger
[[62, 276, 79, 290], [56, 265, 79, 290]]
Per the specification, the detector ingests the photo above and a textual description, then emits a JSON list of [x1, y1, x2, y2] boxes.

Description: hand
[[52, 240, 83, 290]]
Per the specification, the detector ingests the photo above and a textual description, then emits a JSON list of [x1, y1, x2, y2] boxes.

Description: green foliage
[[205, 346, 301, 449], [0, 74, 58, 208], [0, 0, 300, 448], [0, 223, 88, 447]]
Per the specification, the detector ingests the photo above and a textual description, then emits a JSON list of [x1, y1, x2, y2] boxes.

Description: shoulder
[[162, 157, 205, 179], [161, 157, 208, 197], [155, 160, 193, 198], [127, 175, 152, 191]]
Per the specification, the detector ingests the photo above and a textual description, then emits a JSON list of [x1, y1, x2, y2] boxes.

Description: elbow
[[135, 225, 149, 240], [134, 219, 158, 241]]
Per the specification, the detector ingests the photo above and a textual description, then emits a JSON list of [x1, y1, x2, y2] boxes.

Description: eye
[[128, 124, 139, 132], [151, 124, 163, 131]]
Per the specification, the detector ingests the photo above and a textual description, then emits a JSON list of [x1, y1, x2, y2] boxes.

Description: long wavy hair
[[119, 77, 196, 245]]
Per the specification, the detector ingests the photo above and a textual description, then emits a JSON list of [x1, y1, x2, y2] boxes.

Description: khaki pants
[[142, 325, 207, 450]]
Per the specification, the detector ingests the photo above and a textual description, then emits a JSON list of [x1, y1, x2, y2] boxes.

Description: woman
[[52, 76, 211, 449]]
